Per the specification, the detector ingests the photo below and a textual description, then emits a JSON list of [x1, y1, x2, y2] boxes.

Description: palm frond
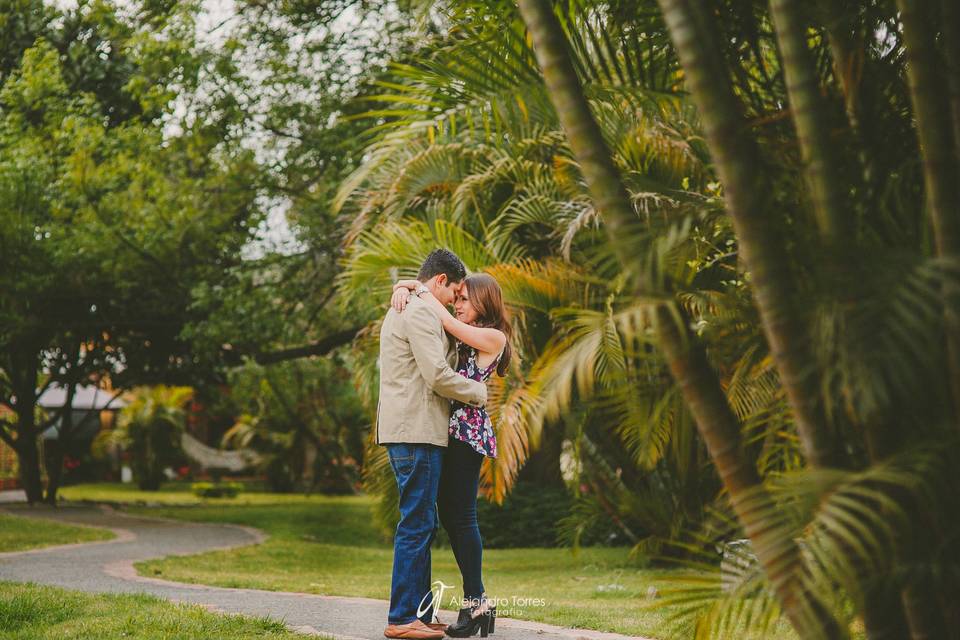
[[337, 218, 512, 314], [479, 365, 533, 503]]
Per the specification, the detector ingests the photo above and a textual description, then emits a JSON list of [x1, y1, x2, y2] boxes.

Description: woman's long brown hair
[[463, 272, 512, 377]]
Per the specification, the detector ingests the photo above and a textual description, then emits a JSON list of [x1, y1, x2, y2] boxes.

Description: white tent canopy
[[37, 384, 127, 411]]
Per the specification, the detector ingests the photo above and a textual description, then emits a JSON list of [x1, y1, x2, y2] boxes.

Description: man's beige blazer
[[376, 295, 487, 447]]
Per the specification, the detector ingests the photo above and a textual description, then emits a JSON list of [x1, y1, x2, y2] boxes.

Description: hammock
[[180, 433, 261, 472]]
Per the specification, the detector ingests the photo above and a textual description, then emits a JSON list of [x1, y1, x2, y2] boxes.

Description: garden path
[[0, 504, 654, 640]]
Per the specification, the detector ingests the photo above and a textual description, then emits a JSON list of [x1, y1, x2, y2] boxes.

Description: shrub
[[476, 482, 619, 548], [191, 481, 243, 499]]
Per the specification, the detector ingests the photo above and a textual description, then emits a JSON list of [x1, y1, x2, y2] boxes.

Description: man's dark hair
[[417, 249, 466, 284]]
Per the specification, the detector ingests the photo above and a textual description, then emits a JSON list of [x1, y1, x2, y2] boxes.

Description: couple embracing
[[377, 249, 512, 639]]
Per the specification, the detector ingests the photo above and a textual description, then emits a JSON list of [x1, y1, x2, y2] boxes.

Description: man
[[377, 249, 488, 640]]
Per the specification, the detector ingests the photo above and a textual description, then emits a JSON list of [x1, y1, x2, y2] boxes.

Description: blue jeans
[[387, 443, 444, 625], [437, 436, 485, 600]]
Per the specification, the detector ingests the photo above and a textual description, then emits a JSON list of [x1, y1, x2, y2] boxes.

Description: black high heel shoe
[[452, 607, 471, 629], [445, 600, 496, 637]]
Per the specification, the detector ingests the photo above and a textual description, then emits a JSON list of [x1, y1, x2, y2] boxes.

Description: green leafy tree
[[181, 0, 425, 368], [176, 1, 432, 503], [221, 357, 366, 493], [0, 1, 261, 504]]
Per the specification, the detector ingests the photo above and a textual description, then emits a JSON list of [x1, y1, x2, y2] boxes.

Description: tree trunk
[[138, 427, 163, 491], [820, 5, 931, 635], [654, 308, 841, 639], [941, 0, 960, 171], [856, 425, 910, 640], [516, 1, 842, 636], [16, 435, 43, 504], [821, 3, 887, 217], [862, 585, 910, 640], [896, 0, 960, 426], [43, 439, 64, 506], [821, 5, 861, 133], [517, 418, 565, 488], [653, 0, 845, 471], [769, 0, 849, 242], [900, 574, 948, 640], [44, 381, 76, 505], [894, 6, 960, 629], [865, 423, 948, 639], [11, 352, 43, 504]]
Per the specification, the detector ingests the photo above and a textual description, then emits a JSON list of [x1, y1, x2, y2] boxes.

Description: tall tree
[[0, 1, 260, 504], [181, 0, 420, 368]]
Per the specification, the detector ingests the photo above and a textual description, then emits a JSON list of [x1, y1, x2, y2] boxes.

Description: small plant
[[191, 481, 243, 499]]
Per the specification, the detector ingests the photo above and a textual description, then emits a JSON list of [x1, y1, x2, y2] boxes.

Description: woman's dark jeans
[[438, 436, 486, 601]]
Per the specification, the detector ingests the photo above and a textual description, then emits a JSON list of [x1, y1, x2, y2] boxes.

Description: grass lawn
[[60, 483, 682, 637], [0, 582, 310, 639], [57, 482, 330, 506], [132, 502, 677, 636], [0, 513, 114, 553], [59, 483, 802, 639]]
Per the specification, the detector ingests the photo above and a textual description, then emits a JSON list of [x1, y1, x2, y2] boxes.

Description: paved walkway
[[0, 504, 652, 640]]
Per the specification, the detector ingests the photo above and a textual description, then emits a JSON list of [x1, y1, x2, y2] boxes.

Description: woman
[[391, 272, 512, 638]]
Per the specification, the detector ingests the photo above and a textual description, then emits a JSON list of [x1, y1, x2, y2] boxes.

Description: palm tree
[[896, 0, 960, 422], [335, 1, 731, 540], [108, 386, 192, 491], [654, 1, 959, 637], [516, 0, 841, 635]]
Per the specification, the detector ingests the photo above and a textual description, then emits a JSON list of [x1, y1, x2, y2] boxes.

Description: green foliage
[[336, 0, 733, 552], [176, 0, 426, 375], [222, 357, 366, 494], [646, 442, 960, 640], [191, 481, 243, 499], [1, 1, 957, 636], [477, 481, 619, 548], [0, 0, 263, 503], [337, 1, 960, 636], [106, 386, 192, 491]]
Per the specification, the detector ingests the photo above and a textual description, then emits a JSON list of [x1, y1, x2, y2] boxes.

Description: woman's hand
[[391, 287, 413, 312], [390, 279, 420, 312], [392, 279, 419, 291]]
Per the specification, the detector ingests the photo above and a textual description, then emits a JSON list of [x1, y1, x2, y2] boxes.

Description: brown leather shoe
[[384, 619, 445, 639], [425, 622, 447, 631]]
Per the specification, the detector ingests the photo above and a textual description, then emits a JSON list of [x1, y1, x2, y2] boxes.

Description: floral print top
[[449, 343, 501, 458]]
